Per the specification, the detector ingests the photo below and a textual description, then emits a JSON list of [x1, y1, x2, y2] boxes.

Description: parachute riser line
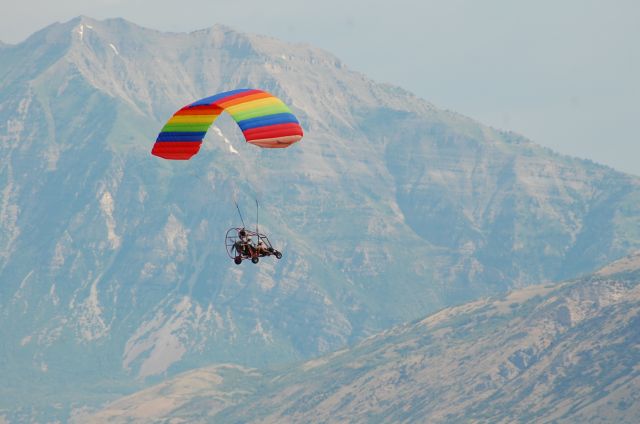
[[235, 200, 247, 228], [256, 198, 260, 243]]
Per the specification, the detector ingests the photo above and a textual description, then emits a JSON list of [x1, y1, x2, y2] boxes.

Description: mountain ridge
[[82, 252, 640, 423]]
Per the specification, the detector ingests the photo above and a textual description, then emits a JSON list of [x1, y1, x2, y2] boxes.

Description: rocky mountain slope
[[1, 16, 640, 418], [84, 253, 640, 423]]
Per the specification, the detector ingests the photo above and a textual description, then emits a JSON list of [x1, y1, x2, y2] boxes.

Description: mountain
[[83, 252, 640, 423], [1, 15, 640, 418]]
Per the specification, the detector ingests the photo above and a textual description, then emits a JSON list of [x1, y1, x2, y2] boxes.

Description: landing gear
[[225, 227, 282, 265]]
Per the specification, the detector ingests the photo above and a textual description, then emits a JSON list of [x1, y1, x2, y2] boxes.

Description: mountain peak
[[12, 15, 406, 123]]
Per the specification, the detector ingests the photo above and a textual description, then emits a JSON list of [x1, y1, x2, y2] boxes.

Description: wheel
[[251, 256, 259, 264], [234, 256, 242, 265], [275, 251, 282, 259]]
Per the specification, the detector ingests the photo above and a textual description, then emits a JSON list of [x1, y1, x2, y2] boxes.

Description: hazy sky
[[2, 0, 639, 175]]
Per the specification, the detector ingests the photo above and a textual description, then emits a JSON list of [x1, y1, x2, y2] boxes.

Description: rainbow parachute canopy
[[152, 89, 304, 160]]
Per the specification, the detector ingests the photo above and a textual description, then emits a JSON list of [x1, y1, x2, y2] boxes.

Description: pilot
[[235, 228, 255, 257]]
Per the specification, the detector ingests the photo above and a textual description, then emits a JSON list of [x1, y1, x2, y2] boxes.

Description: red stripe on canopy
[[242, 123, 303, 141], [175, 105, 223, 116], [151, 141, 202, 160]]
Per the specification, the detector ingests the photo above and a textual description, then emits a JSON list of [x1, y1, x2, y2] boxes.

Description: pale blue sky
[[2, 0, 639, 175]]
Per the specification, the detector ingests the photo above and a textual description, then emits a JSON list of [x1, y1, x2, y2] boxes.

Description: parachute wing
[[152, 88, 304, 160]]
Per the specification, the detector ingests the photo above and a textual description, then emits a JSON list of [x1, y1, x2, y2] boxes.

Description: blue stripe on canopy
[[189, 89, 253, 107], [237, 113, 300, 131], [156, 132, 207, 142]]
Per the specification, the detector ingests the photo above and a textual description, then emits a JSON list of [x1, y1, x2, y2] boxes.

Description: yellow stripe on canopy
[[167, 114, 220, 124], [223, 97, 285, 114]]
